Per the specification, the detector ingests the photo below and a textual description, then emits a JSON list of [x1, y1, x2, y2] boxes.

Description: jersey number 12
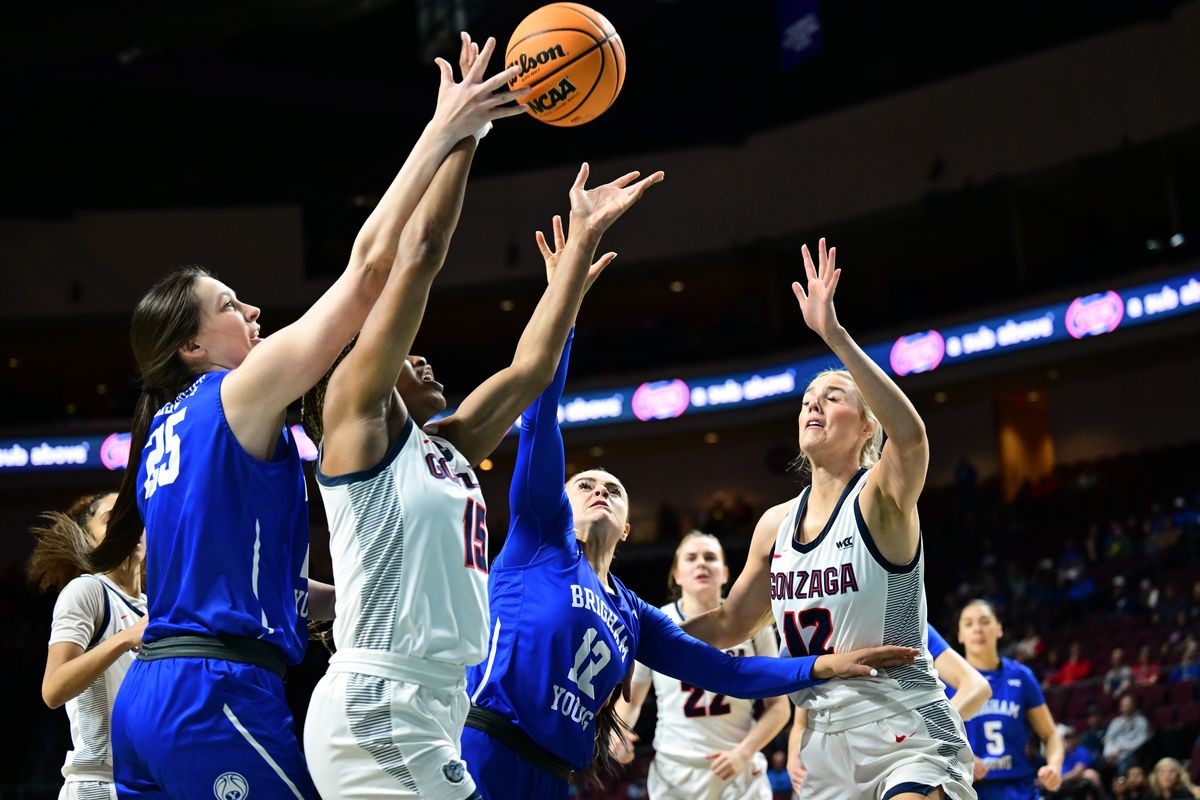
[[781, 608, 834, 657]]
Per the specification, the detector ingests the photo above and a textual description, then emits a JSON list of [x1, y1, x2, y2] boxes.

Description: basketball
[[505, 3, 625, 127]]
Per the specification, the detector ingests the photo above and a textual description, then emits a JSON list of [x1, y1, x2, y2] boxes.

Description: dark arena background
[[3, 1, 1200, 798]]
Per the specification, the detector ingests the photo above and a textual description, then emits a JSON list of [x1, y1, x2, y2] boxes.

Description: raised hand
[[791, 237, 842, 342], [535, 213, 616, 290], [568, 162, 665, 238], [811, 645, 920, 679], [432, 32, 530, 142]]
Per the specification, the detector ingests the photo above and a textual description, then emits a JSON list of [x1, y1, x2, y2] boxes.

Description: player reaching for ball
[[298, 33, 665, 800], [461, 233, 921, 800], [613, 532, 789, 800], [682, 240, 975, 800], [86, 33, 525, 800]]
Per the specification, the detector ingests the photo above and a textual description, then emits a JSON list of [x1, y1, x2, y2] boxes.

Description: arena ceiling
[[1, 0, 1187, 215]]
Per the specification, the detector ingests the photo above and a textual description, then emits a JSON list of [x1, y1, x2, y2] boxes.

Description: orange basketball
[[505, 3, 625, 127]]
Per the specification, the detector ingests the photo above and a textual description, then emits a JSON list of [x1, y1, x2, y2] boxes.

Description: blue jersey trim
[[315, 416, 415, 487], [854, 494, 921, 574], [789, 467, 867, 554]]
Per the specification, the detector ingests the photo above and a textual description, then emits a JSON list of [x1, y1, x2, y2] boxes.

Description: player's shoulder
[[1001, 657, 1038, 683], [54, 574, 107, 611]]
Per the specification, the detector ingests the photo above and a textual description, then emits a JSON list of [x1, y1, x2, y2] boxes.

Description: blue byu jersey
[[465, 332, 821, 770], [948, 657, 1045, 782], [928, 624, 950, 660], [136, 371, 310, 664]]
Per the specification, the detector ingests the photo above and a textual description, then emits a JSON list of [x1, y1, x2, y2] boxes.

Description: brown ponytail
[[27, 493, 112, 592], [577, 693, 635, 791], [93, 266, 209, 572]]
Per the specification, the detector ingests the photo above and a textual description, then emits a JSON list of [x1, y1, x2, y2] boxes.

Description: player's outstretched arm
[[935, 647, 991, 720], [222, 35, 527, 449], [434, 163, 663, 467], [639, 601, 919, 698], [1029, 704, 1065, 791], [791, 238, 929, 561], [682, 503, 786, 649]]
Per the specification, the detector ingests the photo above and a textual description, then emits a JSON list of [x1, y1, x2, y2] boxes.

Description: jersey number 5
[[143, 408, 186, 499], [781, 608, 834, 657]]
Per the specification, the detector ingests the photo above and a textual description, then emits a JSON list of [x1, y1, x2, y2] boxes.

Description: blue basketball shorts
[[975, 777, 1039, 800], [112, 657, 316, 800], [460, 726, 568, 800]]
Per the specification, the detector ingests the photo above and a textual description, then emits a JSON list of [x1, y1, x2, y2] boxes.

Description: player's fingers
[[609, 169, 641, 189], [828, 268, 842, 298], [628, 170, 665, 200], [489, 103, 530, 121], [535, 230, 552, 260], [801, 244, 817, 282], [593, 252, 617, 271], [827, 245, 837, 278], [573, 162, 590, 192], [434, 57, 454, 87], [791, 281, 808, 303], [469, 36, 496, 81], [552, 214, 565, 249], [818, 237, 828, 277], [486, 85, 531, 107], [484, 64, 523, 93]]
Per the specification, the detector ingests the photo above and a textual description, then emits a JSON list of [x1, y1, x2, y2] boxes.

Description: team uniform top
[[136, 370, 310, 664], [769, 469, 943, 732], [947, 657, 1045, 782], [466, 331, 823, 771], [48, 574, 147, 783], [927, 624, 950, 660], [631, 601, 779, 760], [316, 416, 489, 667]]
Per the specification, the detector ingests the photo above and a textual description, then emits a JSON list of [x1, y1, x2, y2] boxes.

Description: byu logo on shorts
[[213, 772, 250, 800], [442, 760, 467, 784]]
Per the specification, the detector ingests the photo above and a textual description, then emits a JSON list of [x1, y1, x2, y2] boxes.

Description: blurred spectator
[[1132, 645, 1162, 687], [1158, 584, 1185, 626], [1114, 765, 1152, 800], [1169, 641, 1200, 683], [1060, 725, 1106, 797], [1189, 581, 1200, 622], [1015, 624, 1044, 663], [767, 750, 791, 800], [1113, 577, 1141, 616], [1105, 648, 1134, 697], [1104, 695, 1152, 774], [1080, 706, 1107, 758], [1148, 757, 1200, 799], [1166, 611, 1194, 653], [1048, 642, 1094, 686]]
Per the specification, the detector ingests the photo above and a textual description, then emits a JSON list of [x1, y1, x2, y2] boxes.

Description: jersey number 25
[[144, 408, 186, 499]]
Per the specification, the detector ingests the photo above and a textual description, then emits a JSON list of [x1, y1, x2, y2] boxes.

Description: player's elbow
[[397, 223, 451, 273], [42, 681, 66, 710]]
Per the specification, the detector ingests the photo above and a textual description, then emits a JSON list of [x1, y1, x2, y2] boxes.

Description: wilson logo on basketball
[[508, 44, 566, 82], [528, 77, 577, 114]]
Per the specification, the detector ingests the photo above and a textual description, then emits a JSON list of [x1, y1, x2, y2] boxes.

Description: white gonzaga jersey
[[318, 417, 490, 666], [770, 468, 942, 732], [632, 601, 779, 759], [48, 573, 147, 783]]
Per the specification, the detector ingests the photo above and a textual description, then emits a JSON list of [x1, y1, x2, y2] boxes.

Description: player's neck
[[808, 462, 861, 508], [582, 531, 618, 591], [680, 591, 720, 617], [967, 651, 1001, 671], [105, 558, 142, 597]]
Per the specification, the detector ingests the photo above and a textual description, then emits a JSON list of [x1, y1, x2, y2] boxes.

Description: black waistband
[[465, 706, 573, 782], [137, 634, 287, 678]]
